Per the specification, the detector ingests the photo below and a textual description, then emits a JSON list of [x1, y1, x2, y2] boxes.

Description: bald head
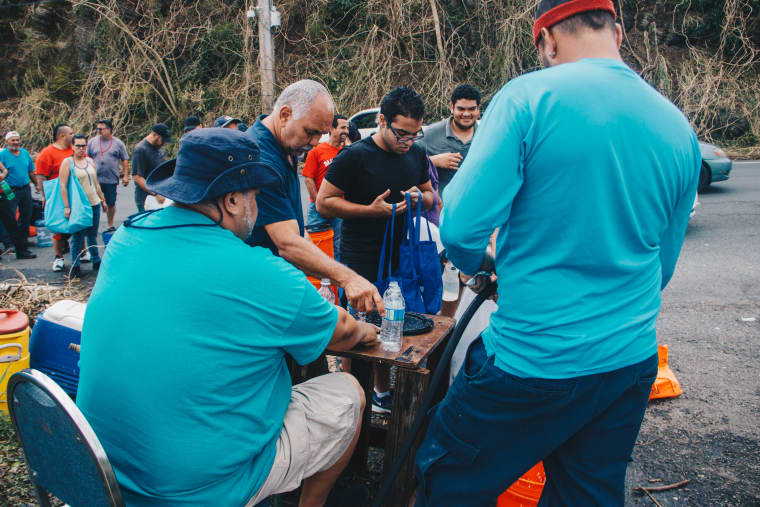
[[264, 80, 336, 157]]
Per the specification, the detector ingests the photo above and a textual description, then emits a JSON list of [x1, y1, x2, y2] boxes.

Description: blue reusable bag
[[374, 203, 425, 313], [43, 167, 93, 234], [400, 192, 443, 314]]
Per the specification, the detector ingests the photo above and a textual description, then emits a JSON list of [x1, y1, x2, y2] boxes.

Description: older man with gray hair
[[246, 79, 383, 314]]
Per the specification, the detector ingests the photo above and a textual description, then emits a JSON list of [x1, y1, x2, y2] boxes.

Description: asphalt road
[[625, 161, 760, 505], [2, 162, 758, 505]]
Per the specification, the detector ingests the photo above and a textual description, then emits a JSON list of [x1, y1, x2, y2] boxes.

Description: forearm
[[133, 175, 151, 193], [34, 175, 45, 195], [304, 178, 318, 202], [421, 189, 434, 211], [317, 195, 378, 219], [326, 308, 366, 352], [275, 232, 357, 283], [121, 161, 130, 179]]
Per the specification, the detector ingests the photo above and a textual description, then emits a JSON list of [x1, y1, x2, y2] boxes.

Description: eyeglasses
[[96, 127, 109, 131], [73, 144, 87, 148], [387, 123, 424, 143]]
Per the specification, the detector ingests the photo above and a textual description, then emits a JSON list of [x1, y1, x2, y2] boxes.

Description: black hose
[[372, 281, 498, 507]]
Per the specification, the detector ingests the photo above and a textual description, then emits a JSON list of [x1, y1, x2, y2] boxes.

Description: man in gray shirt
[[87, 119, 129, 232], [417, 84, 481, 196], [132, 123, 173, 212]]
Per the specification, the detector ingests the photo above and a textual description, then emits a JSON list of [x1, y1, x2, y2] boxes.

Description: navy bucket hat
[[146, 128, 281, 204]]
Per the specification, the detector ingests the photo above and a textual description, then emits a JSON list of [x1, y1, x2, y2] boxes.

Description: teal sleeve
[[282, 277, 339, 365], [660, 135, 701, 289], [439, 85, 528, 275]]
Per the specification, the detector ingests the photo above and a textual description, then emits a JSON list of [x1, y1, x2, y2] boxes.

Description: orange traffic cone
[[649, 344, 683, 401], [498, 462, 545, 507]]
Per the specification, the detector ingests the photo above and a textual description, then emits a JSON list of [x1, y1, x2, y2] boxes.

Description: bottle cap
[[321, 278, 331, 284]]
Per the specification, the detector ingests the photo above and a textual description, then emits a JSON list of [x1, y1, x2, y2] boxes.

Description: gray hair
[[273, 80, 335, 120]]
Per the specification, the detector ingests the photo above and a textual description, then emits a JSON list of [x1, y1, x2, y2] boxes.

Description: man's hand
[[431, 152, 463, 170], [368, 189, 406, 217], [155, 194, 166, 205], [356, 321, 380, 347], [344, 274, 385, 314], [404, 186, 423, 207], [122, 175, 130, 187], [102, 202, 108, 213]]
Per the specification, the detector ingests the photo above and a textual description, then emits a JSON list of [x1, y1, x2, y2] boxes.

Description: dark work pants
[[11, 185, 33, 245], [415, 336, 657, 507], [0, 196, 27, 252]]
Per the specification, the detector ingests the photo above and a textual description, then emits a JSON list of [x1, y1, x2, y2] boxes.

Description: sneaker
[[81, 250, 91, 263], [69, 266, 81, 279], [16, 249, 37, 260], [104, 226, 116, 233], [52, 256, 65, 272], [372, 391, 392, 414]]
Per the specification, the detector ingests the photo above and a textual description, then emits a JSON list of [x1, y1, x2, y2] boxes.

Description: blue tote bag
[[399, 192, 443, 314], [43, 167, 93, 234], [374, 203, 425, 313]]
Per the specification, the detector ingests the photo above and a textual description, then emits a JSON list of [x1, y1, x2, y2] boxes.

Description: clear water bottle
[[318, 278, 335, 304], [380, 281, 405, 352], [442, 261, 459, 301]]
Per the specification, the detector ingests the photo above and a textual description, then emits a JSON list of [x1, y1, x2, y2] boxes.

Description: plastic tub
[[35, 219, 52, 247]]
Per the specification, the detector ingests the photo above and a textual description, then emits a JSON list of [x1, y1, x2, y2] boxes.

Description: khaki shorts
[[246, 372, 362, 506]]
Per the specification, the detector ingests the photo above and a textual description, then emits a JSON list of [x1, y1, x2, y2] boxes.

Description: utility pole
[[257, 0, 275, 112]]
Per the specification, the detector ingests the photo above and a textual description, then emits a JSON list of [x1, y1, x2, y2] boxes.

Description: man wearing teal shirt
[[77, 128, 378, 506], [416, 1, 701, 505], [0, 131, 36, 248]]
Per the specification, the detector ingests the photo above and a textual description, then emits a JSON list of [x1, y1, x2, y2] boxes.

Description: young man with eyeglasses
[[317, 86, 434, 412], [87, 119, 129, 233]]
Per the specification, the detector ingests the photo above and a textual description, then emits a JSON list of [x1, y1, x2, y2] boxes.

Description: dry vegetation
[[0, 0, 758, 154]]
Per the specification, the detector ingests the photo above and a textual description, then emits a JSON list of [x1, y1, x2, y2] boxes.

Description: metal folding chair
[[7, 368, 124, 507]]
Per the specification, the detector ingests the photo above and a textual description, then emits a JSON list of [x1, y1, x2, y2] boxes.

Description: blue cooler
[[36, 219, 52, 247], [29, 300, 86, 397]]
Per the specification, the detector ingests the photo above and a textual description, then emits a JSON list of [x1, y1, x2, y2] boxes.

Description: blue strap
[[376, 203, 396, 281]]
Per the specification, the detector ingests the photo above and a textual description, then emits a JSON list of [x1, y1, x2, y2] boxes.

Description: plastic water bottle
[[380, 281, 405, 352], [0, 180, 15, 201], [318, 278, 335, 304], [442, 261, 459, 301]]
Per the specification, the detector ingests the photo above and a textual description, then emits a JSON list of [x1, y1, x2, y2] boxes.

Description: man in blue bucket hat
[[77, 128, 379, 506]]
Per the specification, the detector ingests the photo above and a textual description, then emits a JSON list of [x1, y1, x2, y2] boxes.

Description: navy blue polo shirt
[[245, 116, 305, 255]]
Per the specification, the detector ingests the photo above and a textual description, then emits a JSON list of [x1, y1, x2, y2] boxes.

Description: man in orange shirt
[[35, 123, 74, 272], [303, 114, 348, 260]]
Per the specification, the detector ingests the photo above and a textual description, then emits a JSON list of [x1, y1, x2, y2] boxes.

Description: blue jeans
[[306, 202, 342, 261], [71, 205, 102, 267], [415, 336, 657, 506]]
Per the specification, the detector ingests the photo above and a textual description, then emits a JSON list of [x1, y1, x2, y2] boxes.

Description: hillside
[[0, 0, 758, 156]]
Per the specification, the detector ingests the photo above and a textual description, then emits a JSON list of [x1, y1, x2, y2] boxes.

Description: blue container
[[35, 219, 52, 247], [102, 230, 114, 246], [29, 300, 86, 397]]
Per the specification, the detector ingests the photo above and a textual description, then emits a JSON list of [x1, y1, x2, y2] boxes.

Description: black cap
[[183, 115, 201, 132], [151, 123, 174, 144]]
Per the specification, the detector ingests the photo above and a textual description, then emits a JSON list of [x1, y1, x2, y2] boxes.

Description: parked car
[[349, 108, 380, 138], [699, 141, 733, 192]]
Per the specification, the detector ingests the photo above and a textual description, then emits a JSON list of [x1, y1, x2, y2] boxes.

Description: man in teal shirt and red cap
[[416, 0, 700, 504]]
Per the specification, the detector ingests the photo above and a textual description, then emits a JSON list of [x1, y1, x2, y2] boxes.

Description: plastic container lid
[[0, 309, 30, 334], [41, 300, 87, 331]]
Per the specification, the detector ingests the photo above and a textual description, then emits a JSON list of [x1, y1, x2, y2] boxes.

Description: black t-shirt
[[324, 136, 430, 280], [131, 139, 166, 202]]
